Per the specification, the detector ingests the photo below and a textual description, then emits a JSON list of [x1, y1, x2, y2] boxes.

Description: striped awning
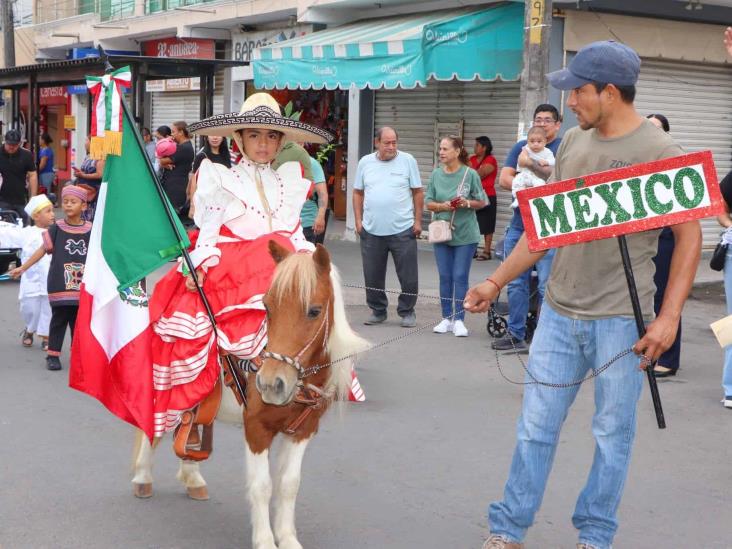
[[252, 3, 523, 90]]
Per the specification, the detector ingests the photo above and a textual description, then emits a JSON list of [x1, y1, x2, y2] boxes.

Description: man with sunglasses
[[493, 105, 562, 351]]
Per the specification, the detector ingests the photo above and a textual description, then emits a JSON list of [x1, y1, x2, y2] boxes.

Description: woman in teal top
[[426, 135, 487, 337]]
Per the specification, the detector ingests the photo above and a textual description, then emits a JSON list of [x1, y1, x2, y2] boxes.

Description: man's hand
[[517, 149, 530, 168], [464, 280, 500, 314], [725, 27, 732, 58], [633, 314, 679, 367], [413, 220, 422, 236], [9, 266, 23, 279], [538, 159, 549, 167], [313, 211, 326, 235]]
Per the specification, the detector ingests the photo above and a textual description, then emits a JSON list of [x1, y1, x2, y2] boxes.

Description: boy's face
[[32, 205, 55, 228], [527, 133, 547, 154], [62, 195, 87, 218]]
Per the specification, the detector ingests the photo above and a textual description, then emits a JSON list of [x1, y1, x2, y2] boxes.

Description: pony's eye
[[307, 306, 322, 319]]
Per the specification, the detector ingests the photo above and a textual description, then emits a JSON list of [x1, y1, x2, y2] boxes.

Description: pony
[[132, 241, 368, 549]]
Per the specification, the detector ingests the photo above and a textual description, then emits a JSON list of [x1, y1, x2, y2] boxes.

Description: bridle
[[260, 299, 330, 380]]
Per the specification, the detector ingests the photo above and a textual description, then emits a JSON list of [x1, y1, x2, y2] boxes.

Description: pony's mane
[[326, 265, 369, 400], [269, 252, 369, 400], [270, 252, 318, 309]]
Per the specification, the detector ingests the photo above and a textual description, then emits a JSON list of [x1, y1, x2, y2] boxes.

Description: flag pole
[[617, 235, 666, 429], [98, 49, 249, 405]]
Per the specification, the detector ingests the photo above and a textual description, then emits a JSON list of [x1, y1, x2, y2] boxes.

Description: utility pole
[[517, 0, 552, 139], [2, 0, 15, 68]]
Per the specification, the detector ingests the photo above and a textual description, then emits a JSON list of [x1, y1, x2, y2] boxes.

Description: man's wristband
[[485, 277, 501, 293]]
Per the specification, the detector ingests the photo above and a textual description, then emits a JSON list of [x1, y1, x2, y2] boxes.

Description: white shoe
[[433, 319, 453, 333], [452, 320, 469, 337]]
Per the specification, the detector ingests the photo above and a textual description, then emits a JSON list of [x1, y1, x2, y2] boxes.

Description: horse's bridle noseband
[[260, 300, 330, 380]]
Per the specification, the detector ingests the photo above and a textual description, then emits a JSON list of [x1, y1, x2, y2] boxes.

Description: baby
[[155, 136, 177, 160], [511, 126, 555, 208]]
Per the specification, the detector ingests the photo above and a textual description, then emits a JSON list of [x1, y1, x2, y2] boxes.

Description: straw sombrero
[[188, 93, 333, 144]]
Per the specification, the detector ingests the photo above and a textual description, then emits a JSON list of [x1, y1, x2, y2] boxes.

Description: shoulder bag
[[428, 167, 469, 244], [710, 240, 727, 272]]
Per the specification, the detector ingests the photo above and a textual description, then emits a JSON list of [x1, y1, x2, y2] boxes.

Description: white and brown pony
[[132, 242, 367, 549]]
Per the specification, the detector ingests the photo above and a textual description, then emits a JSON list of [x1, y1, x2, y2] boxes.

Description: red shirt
[[469, 154, 497, 197]]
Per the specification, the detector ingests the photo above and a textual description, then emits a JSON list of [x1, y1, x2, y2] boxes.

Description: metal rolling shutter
[[374, 80, 520, 238], [151, 91, 200, 131], [634, 59, 732, 249], [150, 68, 226, 131]]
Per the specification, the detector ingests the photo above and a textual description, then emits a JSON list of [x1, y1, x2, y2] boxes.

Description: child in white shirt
[[0, 194, 54, 350], [511, 126, 555, 208]]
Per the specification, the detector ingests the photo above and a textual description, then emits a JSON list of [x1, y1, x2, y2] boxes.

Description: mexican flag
[[70, 106, 189, 440]]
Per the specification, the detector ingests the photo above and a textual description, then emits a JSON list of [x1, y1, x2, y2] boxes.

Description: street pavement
[[1, 225, 731, 548]]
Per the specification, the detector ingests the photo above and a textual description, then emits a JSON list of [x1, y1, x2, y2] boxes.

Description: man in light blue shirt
[[353, 126, 423, 327]]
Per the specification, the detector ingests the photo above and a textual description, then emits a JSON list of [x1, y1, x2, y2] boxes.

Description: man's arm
[[498, 166, 516, 191], [517, 150, 553, 179], [464, 233, 547, 312], [353, 189, 365, 233], [634, 221, 702, 362], [411, 187, 424, 235], [312, 182, 329, 234], [27, 171, 38, 197]]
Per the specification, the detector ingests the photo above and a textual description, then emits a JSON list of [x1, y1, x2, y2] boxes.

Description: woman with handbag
[[716, 170, 732, 408], [426, 135, 487, 337]]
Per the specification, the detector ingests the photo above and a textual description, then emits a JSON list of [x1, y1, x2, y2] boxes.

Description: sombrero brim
[[188, 113, 333, 144]]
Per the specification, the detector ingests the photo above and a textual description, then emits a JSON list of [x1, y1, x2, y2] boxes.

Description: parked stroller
[[485, 238, 540, 342], [0, 209, 22, 274]]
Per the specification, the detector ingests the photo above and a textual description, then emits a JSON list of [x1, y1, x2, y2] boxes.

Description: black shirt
[[192, 149, 231, 173], [720, 170, 732, 211], [162, 140, 194, 186], [0, 147, 36, 205]]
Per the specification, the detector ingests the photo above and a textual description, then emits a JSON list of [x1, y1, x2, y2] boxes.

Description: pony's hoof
[[278, 538, 303, 549], [133, 483, 153, 498], [186, 485, 209, 500]]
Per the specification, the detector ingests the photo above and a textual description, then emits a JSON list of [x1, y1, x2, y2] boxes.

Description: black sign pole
[[617, 235, 666, 429]]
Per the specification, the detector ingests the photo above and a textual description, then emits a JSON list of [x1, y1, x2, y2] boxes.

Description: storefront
[[562, 9, 732, 249], [20, 86, 72, 188], [142, 37, 225, 130], [252, 2, 524, 233]]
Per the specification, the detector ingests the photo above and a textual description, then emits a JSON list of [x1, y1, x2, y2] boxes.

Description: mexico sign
[[518, 151, 724, 252]]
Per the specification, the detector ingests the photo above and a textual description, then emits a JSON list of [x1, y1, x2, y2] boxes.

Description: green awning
[[253, 3, 523, 90]]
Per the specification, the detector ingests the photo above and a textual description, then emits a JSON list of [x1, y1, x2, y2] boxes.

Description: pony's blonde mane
[[270, 252, 318, 309], [269, 252, 369, 401]]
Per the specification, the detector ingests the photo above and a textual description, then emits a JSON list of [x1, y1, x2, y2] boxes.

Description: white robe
[[0, 222, 51, 299]]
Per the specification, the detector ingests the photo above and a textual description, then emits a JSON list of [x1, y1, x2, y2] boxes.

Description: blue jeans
[[489, 305, 644, 549], [504, 210, 555, 340], [723, 249, 732, 396], [433, 242, 477, 321]]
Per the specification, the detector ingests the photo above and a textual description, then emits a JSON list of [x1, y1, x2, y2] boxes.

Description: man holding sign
[[469, 41, 703, 549]]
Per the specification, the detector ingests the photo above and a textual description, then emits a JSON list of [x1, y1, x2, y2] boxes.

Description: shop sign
[[142, 37, 215, 59], [40, 86, 68, 105], [231, 25, 312, 62], [145, 78, 201, 92], [63, 115, 76, 130], [518, 151, 724, 252]]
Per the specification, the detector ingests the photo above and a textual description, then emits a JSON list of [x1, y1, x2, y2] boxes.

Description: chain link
[[304, 284, 634, 387]]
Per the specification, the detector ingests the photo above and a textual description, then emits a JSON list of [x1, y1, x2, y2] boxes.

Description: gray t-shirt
[[545, 118, 683, 320]]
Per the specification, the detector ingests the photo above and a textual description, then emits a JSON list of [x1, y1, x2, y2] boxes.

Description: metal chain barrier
[[312, 284, 639, 387]]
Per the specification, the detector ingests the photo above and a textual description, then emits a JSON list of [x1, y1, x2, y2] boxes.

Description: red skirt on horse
[[149, 230, 295, 436]]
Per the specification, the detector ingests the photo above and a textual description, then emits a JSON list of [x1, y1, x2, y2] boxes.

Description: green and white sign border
[[518, 151, 724, 252]]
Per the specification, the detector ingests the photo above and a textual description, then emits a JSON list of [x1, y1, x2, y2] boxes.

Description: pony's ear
[[268, 240, 292, 264], [312, 244, 331, 274]]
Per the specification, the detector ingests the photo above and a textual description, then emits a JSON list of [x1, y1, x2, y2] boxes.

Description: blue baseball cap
[[546, 40, 641, 90]]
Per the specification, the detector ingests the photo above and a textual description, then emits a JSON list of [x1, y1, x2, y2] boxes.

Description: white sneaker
[[433, 319, 453, 333], [452, 320, 469, 337]]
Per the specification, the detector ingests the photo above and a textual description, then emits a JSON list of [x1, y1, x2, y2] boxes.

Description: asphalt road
[[1, 237, 730, 548]]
